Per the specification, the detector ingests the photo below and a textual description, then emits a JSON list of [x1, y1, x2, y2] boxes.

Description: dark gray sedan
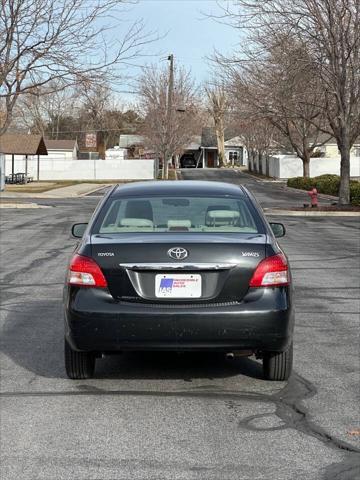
[[64, 181, 294, 380]]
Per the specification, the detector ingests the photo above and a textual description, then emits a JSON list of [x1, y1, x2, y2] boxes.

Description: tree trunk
[[162, 152, 168, 179], [215, 118, 226, 167], [248, 150, 254, 171], [302, 158, 310, 177], [259, 151, 263, 174], [338, 143, 351, 205]]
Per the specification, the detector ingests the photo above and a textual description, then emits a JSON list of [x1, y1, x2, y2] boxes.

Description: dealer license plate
[[155, 274, 202, 298]]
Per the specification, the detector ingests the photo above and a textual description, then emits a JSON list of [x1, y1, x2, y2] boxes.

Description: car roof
[[112, 180, 246, 198]]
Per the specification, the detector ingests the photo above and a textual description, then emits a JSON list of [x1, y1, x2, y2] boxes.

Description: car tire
[[263, 342, 293, 381], [64, 338, 95, 379]]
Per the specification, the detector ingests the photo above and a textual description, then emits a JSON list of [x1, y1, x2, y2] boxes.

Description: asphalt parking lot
[[0, 170, 359, 480]]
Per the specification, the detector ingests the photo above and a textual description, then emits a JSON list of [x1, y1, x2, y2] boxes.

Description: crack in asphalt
[[0, 245, 72, 285], [2, 373, 359, 465]]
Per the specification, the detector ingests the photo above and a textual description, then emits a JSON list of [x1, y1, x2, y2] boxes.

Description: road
[[0, 169, 359, 480]]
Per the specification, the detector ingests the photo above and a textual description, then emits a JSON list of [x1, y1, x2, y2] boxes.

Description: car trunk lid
[[90, 233, 267, 303]]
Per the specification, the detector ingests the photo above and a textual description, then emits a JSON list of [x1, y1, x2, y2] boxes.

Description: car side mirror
[[71, 223, 87, 238], [269, 222, 286, 238]]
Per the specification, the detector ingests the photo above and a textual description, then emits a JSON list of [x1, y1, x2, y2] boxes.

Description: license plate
[[155, 274, 202, 298]]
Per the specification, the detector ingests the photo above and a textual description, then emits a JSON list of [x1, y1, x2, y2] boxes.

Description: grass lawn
[[5, 181, 77, 193]]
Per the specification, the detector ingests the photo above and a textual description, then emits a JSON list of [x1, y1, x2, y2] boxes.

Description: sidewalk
[[0, 183, 109, 199]]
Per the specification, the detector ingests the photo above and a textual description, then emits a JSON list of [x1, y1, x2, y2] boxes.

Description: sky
[[115, 0, 239, 100]]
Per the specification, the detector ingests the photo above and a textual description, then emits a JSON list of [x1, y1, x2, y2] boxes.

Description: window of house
[[228, 151, 238, 163]]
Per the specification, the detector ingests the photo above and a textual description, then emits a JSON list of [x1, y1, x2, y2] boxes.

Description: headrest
[[205, 210, 240, 226], [206, 210, 240, 219], [124, 200, 153, 221]]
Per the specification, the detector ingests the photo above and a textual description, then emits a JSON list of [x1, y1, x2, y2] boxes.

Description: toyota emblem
[[168, 247, 188, 260]]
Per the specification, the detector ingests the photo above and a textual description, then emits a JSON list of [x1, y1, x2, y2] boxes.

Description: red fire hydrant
[[307, 187, 318, 207]]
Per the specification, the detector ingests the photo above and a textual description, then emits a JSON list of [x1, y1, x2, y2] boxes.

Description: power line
[[43, 128, 138, 134]]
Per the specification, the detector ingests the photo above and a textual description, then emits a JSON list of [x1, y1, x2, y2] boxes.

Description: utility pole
[[163, 54, 174, 180]]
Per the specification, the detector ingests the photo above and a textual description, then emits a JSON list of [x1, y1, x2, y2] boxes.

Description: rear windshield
[[94, 196, 260, 234]]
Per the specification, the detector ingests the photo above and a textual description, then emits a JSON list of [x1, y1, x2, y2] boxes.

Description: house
[[199, 127, 247, 168], [117, 130, 248, 168], [312, 135, 360, 158], [44, 139, 78, 159], [224, 136, 247, 166]]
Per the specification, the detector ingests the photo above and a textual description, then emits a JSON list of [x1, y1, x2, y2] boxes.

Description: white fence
[[248, 154, 360, 179], [5, 155, 158, 181]]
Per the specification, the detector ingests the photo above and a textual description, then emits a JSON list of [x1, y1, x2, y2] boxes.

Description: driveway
[[0, 172, 359, 479], [180, 168, 332, 208]]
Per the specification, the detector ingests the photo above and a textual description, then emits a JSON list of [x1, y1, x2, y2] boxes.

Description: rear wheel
[[64, 339, 95, 379], [263, 342, 293, 381]]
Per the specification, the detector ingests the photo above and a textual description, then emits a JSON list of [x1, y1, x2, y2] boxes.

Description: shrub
[[287, 175, 360, 205], [287, 177, 313, 190], [350, 181, 360, 206], [313, 174, 339, 180], [315, 175, 340, 196]]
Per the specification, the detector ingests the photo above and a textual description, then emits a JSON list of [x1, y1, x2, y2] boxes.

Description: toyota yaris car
[[64, 181, 294, 380]]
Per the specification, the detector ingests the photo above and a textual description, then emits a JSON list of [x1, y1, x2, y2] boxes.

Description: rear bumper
[[64, 287, 294, 353]]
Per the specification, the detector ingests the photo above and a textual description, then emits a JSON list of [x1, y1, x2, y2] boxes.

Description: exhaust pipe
[[225, 351, 253, 360], [225, 352, 235, 360]]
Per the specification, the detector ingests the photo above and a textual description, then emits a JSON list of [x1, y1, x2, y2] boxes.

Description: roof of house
[[0, 133, 48, 155], [224, 136, 245, 147], [184, 135, 201, 150], [201, 127, 217, 148], [45, 139, 77, 151], [119, 135, 144, 148]]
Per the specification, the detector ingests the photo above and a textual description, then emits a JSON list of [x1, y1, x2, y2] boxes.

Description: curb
[[0, 202, 52, 209], [263, 208, 360, 217], [0, 183, 111, 199], [283, 185, 338, 201], [78, 184, 111, 197]]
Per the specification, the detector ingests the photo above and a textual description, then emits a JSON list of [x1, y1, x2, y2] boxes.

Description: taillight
[[249, 253, 289, 287], [68, 254, 108, 287]]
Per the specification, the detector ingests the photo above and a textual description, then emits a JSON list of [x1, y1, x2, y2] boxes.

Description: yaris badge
[[168, 247, 188, 260]]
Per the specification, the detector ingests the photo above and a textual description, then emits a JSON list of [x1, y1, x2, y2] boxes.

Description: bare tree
[[0, 0, 156, 136], [14, 81, 143, 148], [225, 37, 329, 177], [138, 64, 201, 179], [205, 84, 229, 167], [230, 114, 280, 172], [213, 0, 360, 203], [16, 83, 77, 137]]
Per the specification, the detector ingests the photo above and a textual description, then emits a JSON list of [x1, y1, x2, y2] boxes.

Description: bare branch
[[0, 0, 158, 135]]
